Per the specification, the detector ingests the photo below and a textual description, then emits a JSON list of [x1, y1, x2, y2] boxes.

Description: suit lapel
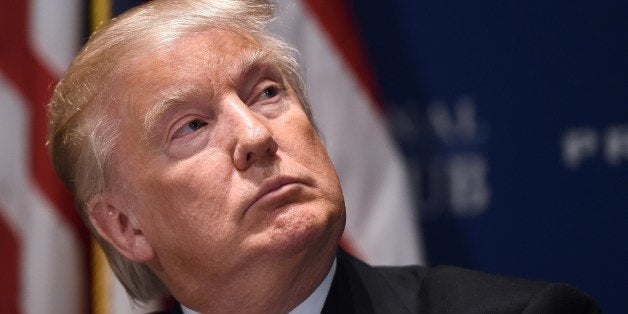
[[322, 249, 413, 314]]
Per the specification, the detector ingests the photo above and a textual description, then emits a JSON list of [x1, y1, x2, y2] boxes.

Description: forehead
[[110, 29, 273, 133], [119, 29, 264, 93]]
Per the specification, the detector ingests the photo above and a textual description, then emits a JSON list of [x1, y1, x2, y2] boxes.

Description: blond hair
[[47, 0, 310, 301]]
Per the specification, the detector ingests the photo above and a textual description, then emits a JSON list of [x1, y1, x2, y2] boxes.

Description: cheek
[[132, 152, 236, 241], [276, 113, 341, 191], [277, 111, 325, 156], [290, 122, 335, 174]]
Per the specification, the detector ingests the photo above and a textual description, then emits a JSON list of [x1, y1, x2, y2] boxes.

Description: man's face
[[109, 30, 345, 290]]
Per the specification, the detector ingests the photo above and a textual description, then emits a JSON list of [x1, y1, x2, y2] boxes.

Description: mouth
[[248, 175, 306, 212]]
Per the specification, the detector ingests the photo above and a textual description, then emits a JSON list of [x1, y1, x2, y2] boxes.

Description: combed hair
[[47, 0, 311, 301]]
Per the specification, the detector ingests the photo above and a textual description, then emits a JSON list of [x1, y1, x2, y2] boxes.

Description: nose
[[228, 101, 278, 171]]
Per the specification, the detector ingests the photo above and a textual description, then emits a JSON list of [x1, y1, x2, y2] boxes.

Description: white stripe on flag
[[0, 73, 85, 313], [29, 0, 82, 75]]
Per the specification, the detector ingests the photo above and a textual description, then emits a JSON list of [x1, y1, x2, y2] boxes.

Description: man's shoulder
[[406, 265, 599, 313], [336, 250, 600, 313]]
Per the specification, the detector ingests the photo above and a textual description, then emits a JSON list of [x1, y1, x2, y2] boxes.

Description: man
[[47, 0, 599, 313]]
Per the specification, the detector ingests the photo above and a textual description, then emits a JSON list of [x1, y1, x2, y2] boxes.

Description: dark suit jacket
[[323, 249, 600, 313], [159, 249, 600, 313]]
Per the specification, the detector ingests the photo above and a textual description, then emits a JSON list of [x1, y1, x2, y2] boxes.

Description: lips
[[249, 175, 305, 211]]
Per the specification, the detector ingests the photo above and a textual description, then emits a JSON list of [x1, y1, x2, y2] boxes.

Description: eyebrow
[[235, 48, 274, 82], [141, 85, 205, 143], [140, 48, 276, 142]]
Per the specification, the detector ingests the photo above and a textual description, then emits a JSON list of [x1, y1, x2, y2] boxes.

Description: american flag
[[0, 0, 88, 313]]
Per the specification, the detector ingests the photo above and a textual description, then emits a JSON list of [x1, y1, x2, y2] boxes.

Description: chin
[[261, 202, 344, 258]]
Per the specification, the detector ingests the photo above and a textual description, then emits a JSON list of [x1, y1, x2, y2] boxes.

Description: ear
[[88, 194, 155, 263]]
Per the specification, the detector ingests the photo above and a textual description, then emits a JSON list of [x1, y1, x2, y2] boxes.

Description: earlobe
[[88, 195, 155, 263]]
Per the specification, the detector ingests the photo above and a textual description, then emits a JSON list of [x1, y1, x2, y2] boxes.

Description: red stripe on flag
[[0, 0, 86, 239], [303, 0, 383, 112], [0, 213, 21, 314]]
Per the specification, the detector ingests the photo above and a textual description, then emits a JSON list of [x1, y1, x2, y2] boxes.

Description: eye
[[259, 86, 279, 100], [250, 81, 282, 106], [172, 118, 208, 139]]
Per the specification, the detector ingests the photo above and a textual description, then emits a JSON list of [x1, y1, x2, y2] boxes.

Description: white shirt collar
[[181, 258, 337, 314], [289, 258, 337, 314]]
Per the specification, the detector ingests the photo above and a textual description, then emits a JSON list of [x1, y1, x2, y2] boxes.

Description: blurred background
[[1, 0, 626, 313]]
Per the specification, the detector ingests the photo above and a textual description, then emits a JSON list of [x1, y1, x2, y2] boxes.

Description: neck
[[159, 245, 338, 313]]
